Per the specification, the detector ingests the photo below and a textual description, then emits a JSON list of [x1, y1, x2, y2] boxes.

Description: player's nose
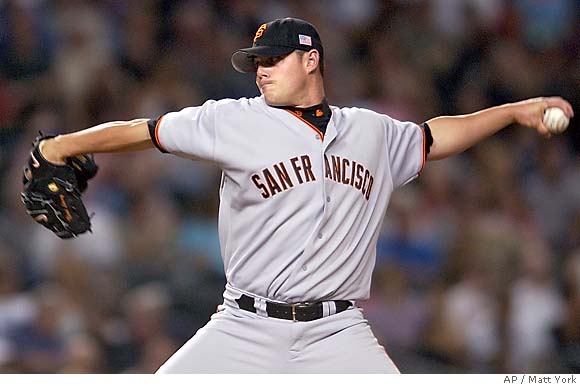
[[256, 65, 269, 79]]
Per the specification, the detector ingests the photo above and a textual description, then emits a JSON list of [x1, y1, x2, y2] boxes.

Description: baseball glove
[[21, 134, 98, 239]]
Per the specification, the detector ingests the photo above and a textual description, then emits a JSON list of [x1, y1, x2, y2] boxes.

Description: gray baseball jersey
[[152, 95, 425, 302]]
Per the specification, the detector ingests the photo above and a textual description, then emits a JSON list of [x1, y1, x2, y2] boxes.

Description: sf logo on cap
[[253, 23, 267, 44]]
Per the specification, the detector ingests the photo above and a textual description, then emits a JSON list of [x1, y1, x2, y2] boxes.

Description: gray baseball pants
[[156, 298, 399, 373]]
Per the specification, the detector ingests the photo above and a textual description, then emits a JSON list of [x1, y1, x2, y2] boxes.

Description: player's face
[[254, 51, 309, 106]]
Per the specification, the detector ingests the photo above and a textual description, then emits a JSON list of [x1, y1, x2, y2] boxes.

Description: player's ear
[[304, 49, 320, 75]]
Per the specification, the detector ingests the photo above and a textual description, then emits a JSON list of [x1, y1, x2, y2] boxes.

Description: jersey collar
[[271, 99, 332, 135]]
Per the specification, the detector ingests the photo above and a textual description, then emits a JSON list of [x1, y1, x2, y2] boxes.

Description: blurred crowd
[[0, 0, 579, 374]]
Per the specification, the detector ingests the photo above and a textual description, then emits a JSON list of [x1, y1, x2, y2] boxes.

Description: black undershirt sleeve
[[421, 122, 434, 155], [147, 118, 168, 153]]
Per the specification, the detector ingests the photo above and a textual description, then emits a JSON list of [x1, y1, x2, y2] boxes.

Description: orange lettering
[[350, 161, 357, 186], [273, 162, 294, 190], [290, 157, 304, 184], [361, 170, 370, 195], [341, 158, 350, 185], [324, 155, 332, 179], [263, 168, 282, 196], [354, 164, 364, 189], [59, 195, 73, 221], [331, 155, 341, 183], [365, 176, 374, 200], [253, 23, 267, 44], [301, 155, 316, 182], [252, 174, 270, 199]]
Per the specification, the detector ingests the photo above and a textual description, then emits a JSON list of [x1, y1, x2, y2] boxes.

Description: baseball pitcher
[[21, 18, 574, 373]]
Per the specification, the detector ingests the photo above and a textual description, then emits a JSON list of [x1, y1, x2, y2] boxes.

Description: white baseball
[[543, 107, 569, 134]]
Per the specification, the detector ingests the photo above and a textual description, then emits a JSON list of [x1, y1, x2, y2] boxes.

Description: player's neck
[[293, 94, 324, 108], [293, 78, 325, 108]]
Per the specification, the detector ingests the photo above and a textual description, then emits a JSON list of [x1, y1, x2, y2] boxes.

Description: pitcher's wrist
[[39, 137, 67, 165]]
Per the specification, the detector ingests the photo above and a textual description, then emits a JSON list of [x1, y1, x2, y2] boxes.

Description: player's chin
[[262, 92, 284, 107]]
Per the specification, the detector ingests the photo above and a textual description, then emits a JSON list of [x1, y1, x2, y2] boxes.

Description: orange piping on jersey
[[418, 124, 427, 176], [283, 109, 324, 140], [154, 115, 169, 153]]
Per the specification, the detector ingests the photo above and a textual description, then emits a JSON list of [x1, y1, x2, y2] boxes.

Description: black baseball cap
[[231, 18, 324, 73]]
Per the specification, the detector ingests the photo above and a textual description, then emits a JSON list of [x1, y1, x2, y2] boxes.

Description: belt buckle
[[291, 302, 312, 322]]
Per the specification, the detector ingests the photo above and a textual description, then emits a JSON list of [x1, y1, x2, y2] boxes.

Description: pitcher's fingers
[[545, 97, 574, 117]]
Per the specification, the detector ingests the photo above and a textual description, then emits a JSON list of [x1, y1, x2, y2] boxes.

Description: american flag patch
[[298, 34, 312, 46]]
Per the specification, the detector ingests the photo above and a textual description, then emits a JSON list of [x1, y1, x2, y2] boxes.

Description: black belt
[[235, 294, 352, 322]]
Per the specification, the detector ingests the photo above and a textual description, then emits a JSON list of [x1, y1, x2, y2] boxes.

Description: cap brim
[[231, 46, 295, 73]]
